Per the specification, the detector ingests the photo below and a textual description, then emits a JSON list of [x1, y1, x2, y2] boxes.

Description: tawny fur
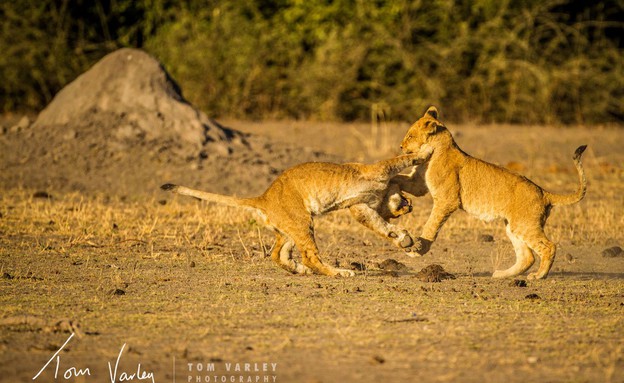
[[161, 150, 431, 277], [399, 106, 587, 280]]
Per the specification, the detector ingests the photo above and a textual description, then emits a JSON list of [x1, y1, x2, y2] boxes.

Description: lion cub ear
[[425, 106, 439, 119], [426, 121, 442, 135]]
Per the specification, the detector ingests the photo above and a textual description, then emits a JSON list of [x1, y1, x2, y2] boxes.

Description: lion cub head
[[387, 191, 413, 218], [401, 106, 449, 155]]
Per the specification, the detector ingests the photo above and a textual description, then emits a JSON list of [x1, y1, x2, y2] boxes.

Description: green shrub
[[1, 0, 622, 124]]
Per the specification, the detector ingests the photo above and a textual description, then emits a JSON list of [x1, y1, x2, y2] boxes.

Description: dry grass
[[1, 176, 622, 381]]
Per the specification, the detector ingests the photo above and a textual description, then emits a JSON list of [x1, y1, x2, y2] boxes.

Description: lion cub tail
[[160, 184, 257, 209], [545, 145, 588, 206]]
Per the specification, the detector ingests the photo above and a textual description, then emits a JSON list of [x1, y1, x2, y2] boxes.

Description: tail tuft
[[574, 145, 587, 160], [546, 145, 587, 206], [160, 183, 177, 191]]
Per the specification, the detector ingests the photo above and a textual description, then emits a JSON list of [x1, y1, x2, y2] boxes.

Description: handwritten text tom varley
[[32, 333, 155, 383]]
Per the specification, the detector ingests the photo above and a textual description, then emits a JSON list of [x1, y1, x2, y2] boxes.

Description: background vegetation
[[1, 0, 622, 124]]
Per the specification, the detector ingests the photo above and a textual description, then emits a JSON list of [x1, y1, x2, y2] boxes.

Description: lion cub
[[161, 150, 431, 277], [400, 106, 587, 280]]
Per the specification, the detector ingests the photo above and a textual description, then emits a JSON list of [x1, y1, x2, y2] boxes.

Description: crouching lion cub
[[400, 106, 587, 280], [161, 149, 431, 277]]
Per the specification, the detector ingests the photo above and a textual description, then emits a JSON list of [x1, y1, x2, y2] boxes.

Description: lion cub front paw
[[389, 230, 414, 248], [334, 268, 356, 277], [410, 237, 432, 256], [404, 247, 424, 258]]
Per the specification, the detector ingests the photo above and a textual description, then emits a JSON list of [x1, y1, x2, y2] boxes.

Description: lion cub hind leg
[[270, 233, 312, 275], [276, 214, 354, 277], [524, 232, 557, 280], [296, 230, 355, 277], [492, 224, 536, 279]]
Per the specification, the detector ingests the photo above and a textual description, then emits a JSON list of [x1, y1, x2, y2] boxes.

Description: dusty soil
[[1, 49, 623, 383], [1, 121, 623, 383]]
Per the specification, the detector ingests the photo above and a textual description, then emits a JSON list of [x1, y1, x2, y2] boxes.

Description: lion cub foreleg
[[412, 194, 460, 256], [349, 204, 414, 249], [370, 150, 433, 180], [388, 166, 429, 199]]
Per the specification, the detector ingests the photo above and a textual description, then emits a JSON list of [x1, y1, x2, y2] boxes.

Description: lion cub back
[[457, 157, 546, 222], [260, 162, 387, 215], [259, 162, 386, 216]]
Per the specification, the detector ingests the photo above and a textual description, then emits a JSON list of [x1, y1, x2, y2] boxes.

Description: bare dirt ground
[[1, 117, 623, 383]]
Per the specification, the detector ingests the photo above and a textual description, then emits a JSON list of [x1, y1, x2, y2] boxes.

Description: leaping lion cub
[[399, 106, 587, 280], [161, 149, 432, 277]]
